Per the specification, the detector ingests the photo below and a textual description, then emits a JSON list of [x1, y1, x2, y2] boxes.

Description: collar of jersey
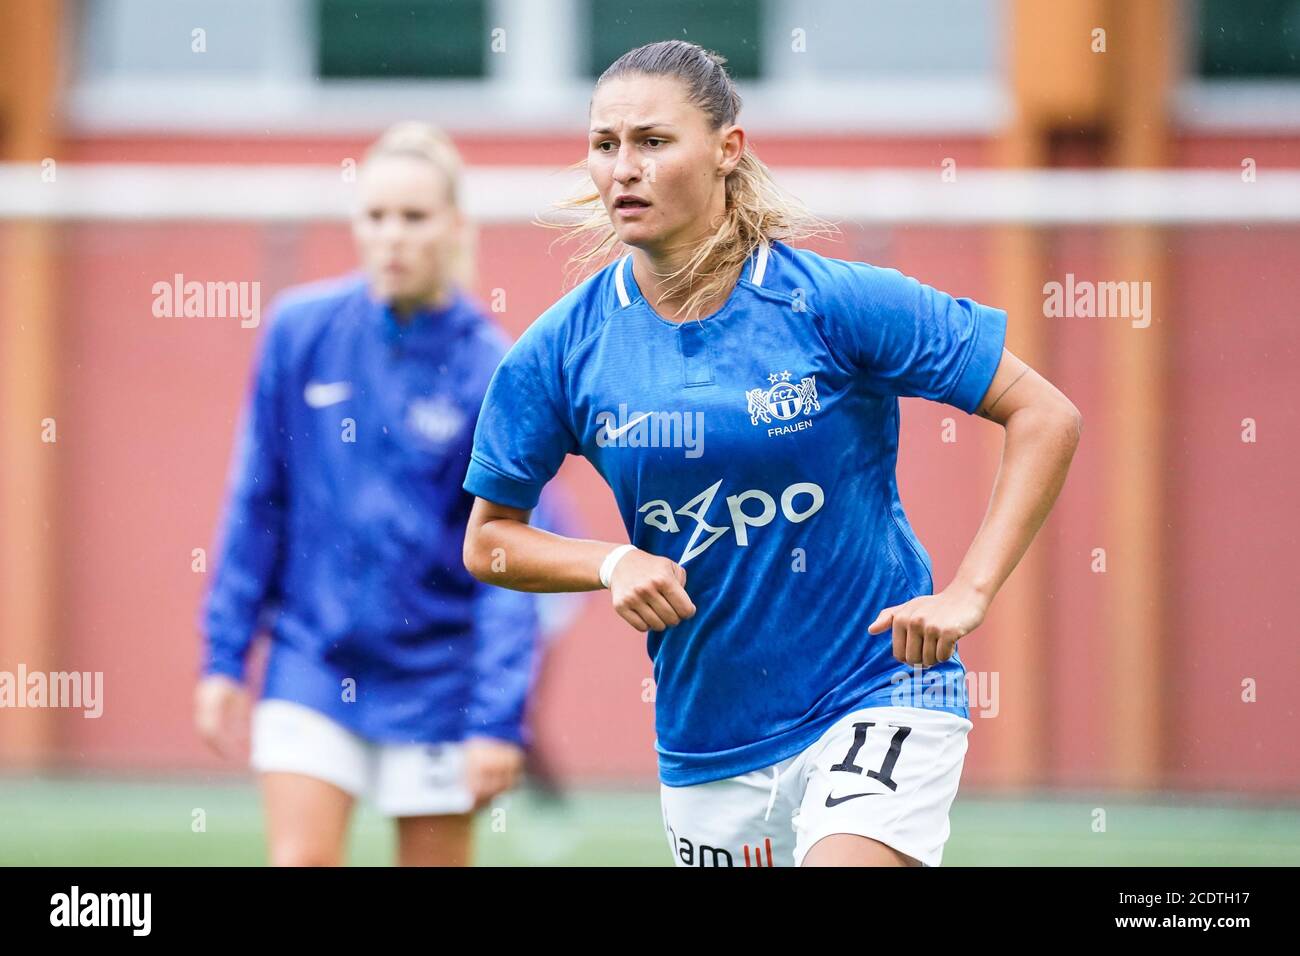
[[369, 285, 468, 352], [612, 240, 772, 328]]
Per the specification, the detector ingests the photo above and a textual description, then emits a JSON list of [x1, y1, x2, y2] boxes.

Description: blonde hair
[[362, 120, 476, 291], [548, 40, 836, 322]]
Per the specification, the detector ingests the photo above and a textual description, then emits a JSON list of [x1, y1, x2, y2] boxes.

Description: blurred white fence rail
[[2, 163, 1300, 224]]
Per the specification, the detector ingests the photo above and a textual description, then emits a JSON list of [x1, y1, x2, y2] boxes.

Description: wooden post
[[995, 0, 1174, 791], [0, 0, 63, 767], [986, 0, 1108, 788], [1102, 0, 1173, 788]]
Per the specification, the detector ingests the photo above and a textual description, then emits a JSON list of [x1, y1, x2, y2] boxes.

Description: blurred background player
[[194, 121, 548, 866]]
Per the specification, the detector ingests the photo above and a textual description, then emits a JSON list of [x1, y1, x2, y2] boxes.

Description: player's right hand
[[194, 674, 250, 759], [609, 549, 696, 632]]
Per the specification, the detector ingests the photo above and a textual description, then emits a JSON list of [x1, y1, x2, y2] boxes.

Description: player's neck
[[389, 284, 454, 325], [633, 247, 740, 325]]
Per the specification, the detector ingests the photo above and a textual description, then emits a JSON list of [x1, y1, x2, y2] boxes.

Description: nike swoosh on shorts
[[824, 791, 884, 807]]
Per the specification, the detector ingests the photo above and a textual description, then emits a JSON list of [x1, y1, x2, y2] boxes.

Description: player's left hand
[[464, 737, 525, 809], [868, 582, 990, 667]]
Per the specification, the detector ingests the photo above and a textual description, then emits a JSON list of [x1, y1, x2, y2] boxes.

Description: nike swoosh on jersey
[[304, 381, 353, 408], [601, 411, 654, 441], [824, 791, 884, 807]]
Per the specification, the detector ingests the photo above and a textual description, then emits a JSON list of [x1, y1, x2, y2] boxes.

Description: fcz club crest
[[746, 370, 820, 425]]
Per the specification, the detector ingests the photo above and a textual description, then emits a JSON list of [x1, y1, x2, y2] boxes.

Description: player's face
[[588, 75, 734, 253], [353, 156, 463, 308]]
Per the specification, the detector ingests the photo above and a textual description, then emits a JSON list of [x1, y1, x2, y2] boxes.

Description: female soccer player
[[195, 122, 547, 867], [462, 41, 1081, 868]]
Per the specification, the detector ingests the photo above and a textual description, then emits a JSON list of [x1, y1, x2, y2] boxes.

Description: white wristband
[[599, 544, 637, 589]]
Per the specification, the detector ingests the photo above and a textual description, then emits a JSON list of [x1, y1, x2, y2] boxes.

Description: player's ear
[[717, 125, 744, 177]]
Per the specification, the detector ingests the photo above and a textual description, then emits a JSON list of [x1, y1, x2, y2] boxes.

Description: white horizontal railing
[[2, 164, 1299, 224]]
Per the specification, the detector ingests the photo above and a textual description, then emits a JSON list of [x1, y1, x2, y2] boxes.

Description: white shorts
[[660, 706, 972, 867], [249, 698, 474, 817]]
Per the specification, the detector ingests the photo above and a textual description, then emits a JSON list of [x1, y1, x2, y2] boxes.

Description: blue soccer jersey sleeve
[[813, 260, 1007, 413], [464, 314, 579, 509], [201, 302, 290, 681], [468, 572, 541, 746]]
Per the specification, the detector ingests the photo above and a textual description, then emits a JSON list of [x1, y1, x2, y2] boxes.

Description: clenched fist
[[608, 549, 697, 632]]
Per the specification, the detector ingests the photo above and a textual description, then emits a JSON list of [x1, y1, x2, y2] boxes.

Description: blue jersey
[[463, 240, 1007, 784], [202, 273, 544, 746]]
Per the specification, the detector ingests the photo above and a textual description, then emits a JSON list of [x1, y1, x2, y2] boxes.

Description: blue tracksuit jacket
[[201, 272, 544, 746]]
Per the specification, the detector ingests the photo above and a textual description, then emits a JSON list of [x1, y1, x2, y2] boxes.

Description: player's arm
[[973, 347, 1078, 427], [870, 347, 1082, 665], [200, 315, 289, 678], [957, 347, 1082, 598], [462, 569, 541, 807], [463, 497, 696, 632], [832, 265, 1081, 667], [468, 576, 541, 746], [464, 312, 694, 632], [195, 309, 290, 754]]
